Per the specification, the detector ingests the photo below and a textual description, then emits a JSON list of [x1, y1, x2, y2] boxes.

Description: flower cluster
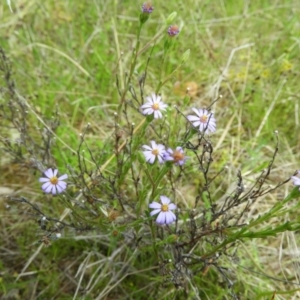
[[142, 141, 188, 166], [33, 1, 298, 238], [140, 95, 216, 135]]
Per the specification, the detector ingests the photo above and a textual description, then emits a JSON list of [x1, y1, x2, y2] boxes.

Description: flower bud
[[166, 11, 177, 25], [167, 25, 180, 37], [141, 2, 154, 13], [140, 2, 154, 24], [182, 49, 190, 63]]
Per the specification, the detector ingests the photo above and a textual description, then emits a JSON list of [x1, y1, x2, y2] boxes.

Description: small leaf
[[166, 12, 177, 25]]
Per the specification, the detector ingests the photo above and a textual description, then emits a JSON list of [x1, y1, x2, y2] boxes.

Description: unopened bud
[[182, 49, 190, 63], [141, 2, 154, 13], [166, 12, 177, 25], [167, 25, 180, 37], [140, 2, 154, 24]]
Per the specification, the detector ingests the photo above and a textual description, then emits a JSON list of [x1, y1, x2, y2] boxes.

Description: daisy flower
[[291, 171, 300, 190], [142, 141, 165, 164], [149, 195, 177, 225], [164, 146, 188, 166], [140, 93, 168, 119], [187, 108, 216, 134], [39, 168, 68, 195]]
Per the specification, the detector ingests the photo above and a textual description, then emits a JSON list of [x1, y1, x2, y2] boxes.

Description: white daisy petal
[[42, 182, 51, 191], [191, 108, 201, 116], [291, 176, 300, 185], [156, 212, 166, 224], [140, 103, 152, 109], [157, 155, 164, 164], [150, 209, 161, 216], [57, 181, 67, 190], [160, 195, 170, 205], [53, 169, 58, 177], [149, 155, 156, 164], [142, 145, 152, 151], [44, 183, 53, 193], [144, 153, 152, 162], [39, 177, 49, 183], [165, 212, 174, 224], [149, 202, 162, 209], [144, 152, 153, 159], [168, 203, 177, 210], [155, 94, 161, 102], [169, 211, 177, 222], [199, 124, 205, 131], [291, 176, 300, 181], [56, 185, 64, 193], [146, 96, 154, 103], [156, 111, 163, 119], [187, 115, 200, 122], [58, 174, 68, 180], [44, 168, 54, 178], [192, 121, 201, 127], [51, 186, 57, 195], [143, 108, 154, 115], [157, 144, 165, 150], [160, 103, 168, 110], [150, 141, 157, 148]]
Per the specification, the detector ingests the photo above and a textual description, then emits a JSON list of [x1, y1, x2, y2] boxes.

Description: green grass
[[1, 0, 300, 299]]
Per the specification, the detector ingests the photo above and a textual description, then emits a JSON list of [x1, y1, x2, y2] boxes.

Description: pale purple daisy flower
[[149, 195, 177, 225], [164, 147, 188, 166], [291, 171, 300, 190], [39, 168, 68, 195], [187, 108, 216, 134], [140, 93, 168, 119], [142, 141, 165, 164]]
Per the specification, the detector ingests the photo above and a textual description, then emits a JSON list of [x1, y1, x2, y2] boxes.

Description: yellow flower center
[[50, 176, 58, 185], [161, 204, 169, 212], [152, 149, 159, 156], [200, 115, 208, 123], [172, 150, 184, 162], [152, 103, 159, 110]]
